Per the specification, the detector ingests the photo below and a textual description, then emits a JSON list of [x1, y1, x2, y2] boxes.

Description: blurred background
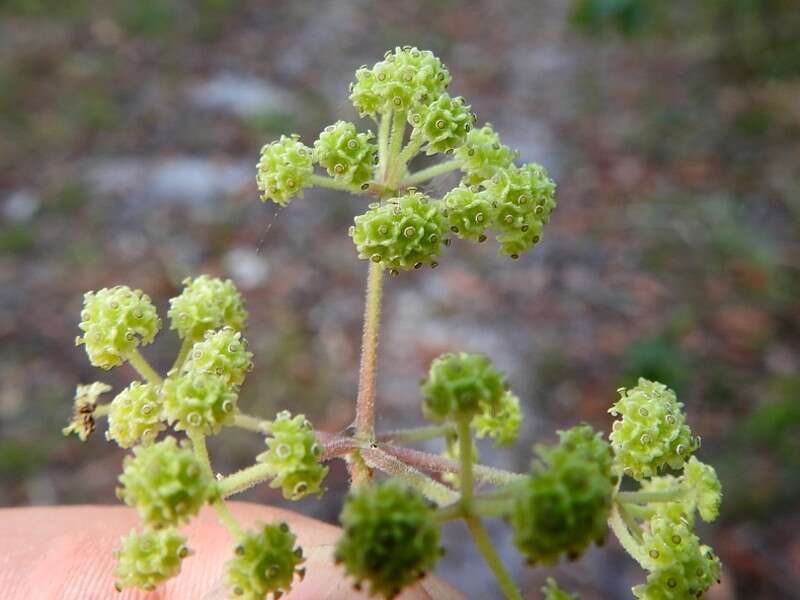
[[1, 0, 798, 598]]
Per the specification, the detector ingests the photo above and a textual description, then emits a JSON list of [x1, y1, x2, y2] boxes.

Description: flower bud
[[256, 410, 328, 500], [114, 528, 190, 592], [225, 522, 304, 600], [76, 286, 161, 370], [162, 371, 238, 436], [455, 123, 516, 186], [117, 436, 213, 528], [442, 185, 493, 242], [473, 390, 522, 446], [484, 163, 556, 258], [408, 94, 474, 156], [512, 425, 614, 565], [336, 480, 441, 599], [421, 352, 506, 422], [106, 381, 166, 449], [349, 46, 451, 117], [168, 276, 247, 341], [182, 327, 253, 386], [313, 121, 377, 187], [683, 456, 721, 523], [609, 378, 698, 480], [349, 191, 446, 271], [256, 134, 314, 206]]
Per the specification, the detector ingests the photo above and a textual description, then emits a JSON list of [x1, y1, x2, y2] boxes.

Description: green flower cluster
[[256, 410, 328, 500], [335, 480, 441, 599], [442, 185, 493, 242], [162, 371, 238, 435], [542, 577, 579, 600], [117, 436, 214, 528], [421, 352, 507, 422], [609, 379, 698, 480], [683, 456, 722, 522], [455, 123, 516, 186], [76, 286, 161, 369], [168, 275, 248, 341], [473, 390, 522, 446], [349, 46, 451, 116], [512, 425, 614, 565], [114, 528, 190, 592], [313, 121, 377, 188], [226, 522, 304, 600], [408, 94, 475, 155], [349, 191, 446, 271], [106, 381, 165, 448], [256, 134, 314, 206], [182, 327, 253, 386]]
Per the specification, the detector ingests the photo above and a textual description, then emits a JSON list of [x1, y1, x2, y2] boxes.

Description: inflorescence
[[65, 47, 722, 600]]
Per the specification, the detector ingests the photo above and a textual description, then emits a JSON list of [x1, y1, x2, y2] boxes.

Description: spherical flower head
[[117, 436, 213, 528], [114, 528, 190, 592], [683, 456, 722, 522], [162, 371, 238, 435], [542, 577, 579, 600], [484, 163, 556, 258], [609, 378, 699, 480], [349, 46, 451, 117], [421, 352, 506, 422], [349, 191, 446, 271], [442, 185, 493, 242], [455, 123, 516, 186], [313, 121, 377, 187], [76, 286, 161, 370], [335, 480, 441, 599], [473, 390, 522, 446], [256, 410, 328, 500], [408, 94, 475, 156], [511, 425, 615, 565], [256, 134, 314, 206], [225, 522, 304, 600], [106, 381, 166, 449], [168, 276, 247, 341], [182, 327, 253, 386]]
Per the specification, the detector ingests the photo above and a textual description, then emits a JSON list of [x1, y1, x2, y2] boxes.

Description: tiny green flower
[[683, 456, 722, 522], [455, 123, 516, 186], [335, 480, 441, 599], [162, 371, 238, 435], [256, 410, 328, 500], [182, 327, 253, 386], [168, 275, 247, 341], [442, 185, 493, 242], [421, 352, 506, 422], [609, 378, 698, 480], [256, 134, 314, 206], [485, 163, 557, 259], [512, 425, 614, 565], [408, 94, 475, 155], [349, 46, 451, 117], [225, 522, 304, 600], [106, 381, 166, 449], [117, 436, 213, 528], [313, 121, 377, 187], [473, 390, 522, 446], [542, 577, 580, 600], [76, 286, 161, 370], [114, 528, 191, 592], [349, 191, 446, 271], [62, 381, 112, 441]]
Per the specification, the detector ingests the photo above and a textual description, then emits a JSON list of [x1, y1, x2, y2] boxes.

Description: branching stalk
[[127, 350, 162, 385], [360, 445, 458, 505], [617, 487, 685, 505], [354, 261, 384, 445], [465, 517, 524, 600], [377, 425, 453, 444], [309, 174, 361, 193], [402, 160, 460, 187]]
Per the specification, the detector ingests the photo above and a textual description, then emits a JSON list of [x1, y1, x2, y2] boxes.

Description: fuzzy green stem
[[396, 133, 425, 172], [617, 487, 685, 505], [465, 517, 524, 600], [403, 160, 460, 187], [458, 418, 474, 505], [377, 425, 453, 444], [169, 336, 195, 375], [218, 463, 272, 498], [232, 413, 269, 433], [213, 497, 245, 539], [360, 446, 458, 505], [127, 349, 162, 385], [609, 503, 649, 569], [309, 174, 361, 193], [354, 261, 384, 446], [385, 110, 408, 189], [617, 501, 644, 544], [377, 111, 392, 180]]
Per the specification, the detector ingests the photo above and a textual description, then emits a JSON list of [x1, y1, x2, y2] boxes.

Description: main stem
[[354, 261, 384, 443]]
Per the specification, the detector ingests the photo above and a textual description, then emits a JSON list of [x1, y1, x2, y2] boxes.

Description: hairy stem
[[354, 261, 384, 445], [377, 425, 453, 444], [617, 487, 684, 505], [169, 336, 194, 375], [458, 418, 474, 505], [403, 160, 460, 187], [395, 133, 425, 173], [360, 446, 458, 505], [309, 174, 361, 193], [232, 413, 269, 433], [385, 110, 408, 189], [377, 111, 392, 180], [465, 517, 523, 600], [609, 503, 649, 569], [127, 349, 162, 385]]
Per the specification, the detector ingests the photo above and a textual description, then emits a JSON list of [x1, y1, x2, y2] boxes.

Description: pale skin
[[0, 503, 464, 600]]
